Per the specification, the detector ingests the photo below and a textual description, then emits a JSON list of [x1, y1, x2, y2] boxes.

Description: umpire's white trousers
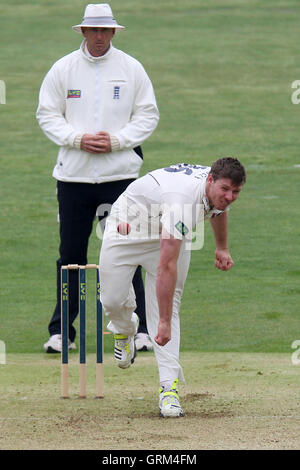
[[99, 199, 191, 384]]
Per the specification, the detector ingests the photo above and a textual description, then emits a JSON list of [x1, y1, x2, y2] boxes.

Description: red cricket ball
[[117, 222, 131, 235]]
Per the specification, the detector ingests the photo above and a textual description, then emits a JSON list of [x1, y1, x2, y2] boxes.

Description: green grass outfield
[[0, 0, 300, 361]]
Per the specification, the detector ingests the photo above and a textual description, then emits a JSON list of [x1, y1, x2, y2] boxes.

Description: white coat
[[36, 41, 159, 183]]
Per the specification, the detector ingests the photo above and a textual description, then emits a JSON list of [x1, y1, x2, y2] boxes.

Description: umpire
[[36, 3, 159, 353]]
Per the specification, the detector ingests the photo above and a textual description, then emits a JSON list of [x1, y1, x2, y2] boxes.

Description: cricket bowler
[[99, 157, 246, 417]]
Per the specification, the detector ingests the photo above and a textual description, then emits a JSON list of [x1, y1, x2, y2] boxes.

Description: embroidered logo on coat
[[67, 90, 81, 98], [113, 86, 120, 99]]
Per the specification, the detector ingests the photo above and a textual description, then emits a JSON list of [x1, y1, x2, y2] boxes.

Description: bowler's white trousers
[[99, 195, 191, 384]]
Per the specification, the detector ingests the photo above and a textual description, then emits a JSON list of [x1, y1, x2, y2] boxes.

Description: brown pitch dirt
[[0, 352, 300, 450]]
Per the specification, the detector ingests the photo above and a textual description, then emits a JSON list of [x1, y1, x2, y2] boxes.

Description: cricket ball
[[117, 222, 131, 236]]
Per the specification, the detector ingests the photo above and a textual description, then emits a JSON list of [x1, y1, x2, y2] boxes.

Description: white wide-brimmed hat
[[72, 3, 125, 33]]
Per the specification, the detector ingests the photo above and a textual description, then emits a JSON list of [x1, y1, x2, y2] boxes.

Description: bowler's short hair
[[210, 157, 246, 186]]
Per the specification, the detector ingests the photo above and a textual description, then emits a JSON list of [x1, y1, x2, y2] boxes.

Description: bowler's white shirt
[[124, 163, 229, 240]]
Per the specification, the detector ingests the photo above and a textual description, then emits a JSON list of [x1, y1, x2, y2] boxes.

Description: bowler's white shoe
[[112, 312, 139, 368], [43, 334, 76, 354], [159, 379, 184, 418], [135, 332, 153, 351], [114, 334, 136, 369]]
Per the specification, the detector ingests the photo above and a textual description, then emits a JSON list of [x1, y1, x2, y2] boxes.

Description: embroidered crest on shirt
[[175, 221, 189, 236], [113, 86, 120, 99]]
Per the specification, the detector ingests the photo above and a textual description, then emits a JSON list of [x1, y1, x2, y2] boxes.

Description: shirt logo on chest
[[67, 90, 81, 98]]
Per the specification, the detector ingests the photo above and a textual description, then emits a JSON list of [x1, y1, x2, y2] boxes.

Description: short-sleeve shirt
[[123, 163, 229, 240]]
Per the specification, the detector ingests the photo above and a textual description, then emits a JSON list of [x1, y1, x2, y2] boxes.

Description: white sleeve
[[36, 64, 78, 148], [114, 62, 159, 149], [160, 193, 194, 240]]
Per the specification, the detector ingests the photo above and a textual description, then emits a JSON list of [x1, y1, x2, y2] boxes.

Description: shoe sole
[[45, 345, 76, 354], [136, 345, 153, 352], [160, 409, 184, 418], [45, 346, 61, 354]]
